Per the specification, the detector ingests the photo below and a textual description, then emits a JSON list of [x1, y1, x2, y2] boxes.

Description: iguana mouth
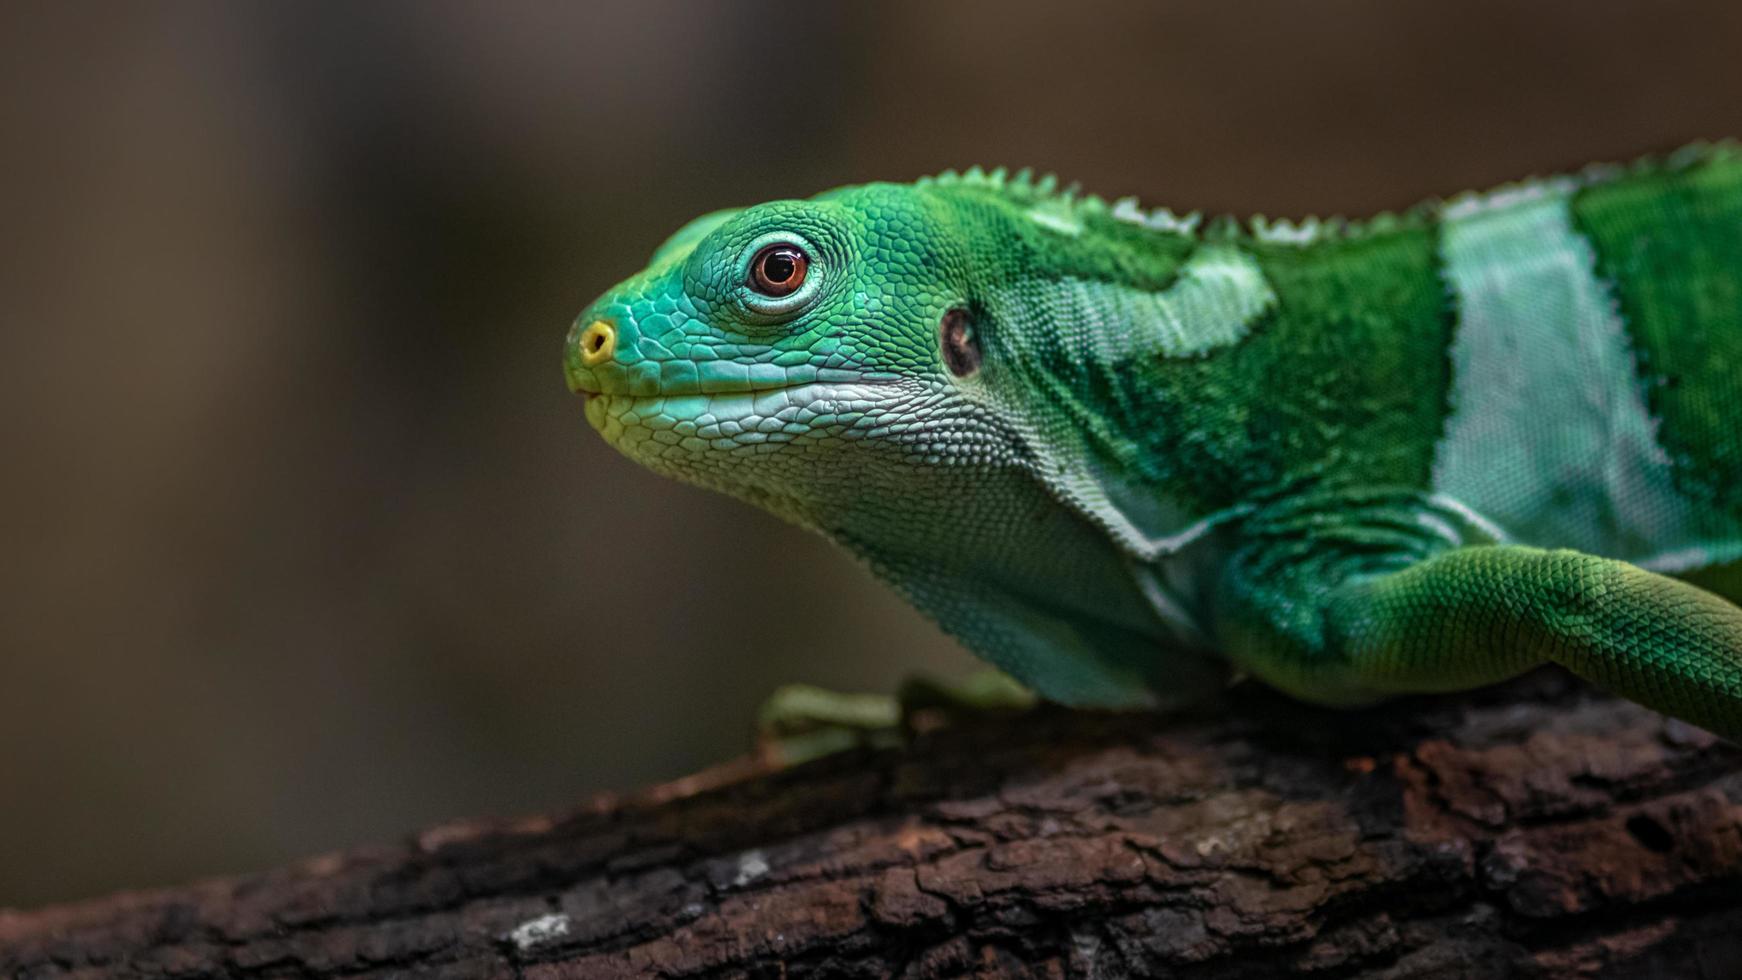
[[574, 370, 898, 401]]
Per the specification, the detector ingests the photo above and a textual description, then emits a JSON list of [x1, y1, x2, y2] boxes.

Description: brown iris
[[749, 244, 809, 297]]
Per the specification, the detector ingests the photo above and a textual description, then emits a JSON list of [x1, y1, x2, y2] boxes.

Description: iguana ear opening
[[939, 307, 981, 377]]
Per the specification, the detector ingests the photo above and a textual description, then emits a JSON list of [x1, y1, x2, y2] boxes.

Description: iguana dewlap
[[564, 146, 1742, 738]]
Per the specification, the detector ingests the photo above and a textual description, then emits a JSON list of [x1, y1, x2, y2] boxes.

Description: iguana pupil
[[750, 244, 807, 296]]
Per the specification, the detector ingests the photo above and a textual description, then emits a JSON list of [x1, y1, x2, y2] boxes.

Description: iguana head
[[564, 174, 1236, 706], [564, 172, 1227, 549], [563, 180, 1028, 532]]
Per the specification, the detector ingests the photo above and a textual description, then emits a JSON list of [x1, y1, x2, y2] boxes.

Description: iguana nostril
[[579, 319, 617, 366]]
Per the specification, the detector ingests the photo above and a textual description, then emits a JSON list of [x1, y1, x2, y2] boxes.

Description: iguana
[[563, 144, 1742, 740]]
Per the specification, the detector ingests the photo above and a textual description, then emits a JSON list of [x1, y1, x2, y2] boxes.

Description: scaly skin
[[564, 145, 1742, 738]]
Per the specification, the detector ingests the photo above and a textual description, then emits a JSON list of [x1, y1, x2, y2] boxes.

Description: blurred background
[[3, 1, 1740, 908]]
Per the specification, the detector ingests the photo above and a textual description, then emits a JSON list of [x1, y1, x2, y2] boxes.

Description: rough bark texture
[[6, 670, 1742, 979]]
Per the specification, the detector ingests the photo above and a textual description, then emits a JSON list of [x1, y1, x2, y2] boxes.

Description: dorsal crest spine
[[919, 166, 1200, 239], [919, 142, 1742, 250]]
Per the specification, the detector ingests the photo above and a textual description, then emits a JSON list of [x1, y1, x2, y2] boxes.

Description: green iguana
[[563, 145, 1742, 739]]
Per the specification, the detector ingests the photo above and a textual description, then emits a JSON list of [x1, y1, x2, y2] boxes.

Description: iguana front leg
[[1221, 537, 1742, 739]]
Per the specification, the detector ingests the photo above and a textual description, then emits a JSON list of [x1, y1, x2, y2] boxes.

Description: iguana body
[[565, 144, 1742, 738]]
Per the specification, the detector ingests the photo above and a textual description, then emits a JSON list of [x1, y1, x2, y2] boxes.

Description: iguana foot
[[755, 671, 1037, 766], [754, 684, 903, 765], [895, 669, 1037, 733]]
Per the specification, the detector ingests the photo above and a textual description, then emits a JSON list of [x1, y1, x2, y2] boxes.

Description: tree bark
[[5, 670, 1742, 979]]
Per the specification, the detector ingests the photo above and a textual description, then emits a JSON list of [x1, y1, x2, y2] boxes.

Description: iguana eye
[[736, 232, 824, 321], [748, 244, 809, 297], [940, 307, 981, 377]]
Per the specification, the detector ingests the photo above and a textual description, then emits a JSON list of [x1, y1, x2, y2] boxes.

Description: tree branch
[[5, 670, 1742, 978]]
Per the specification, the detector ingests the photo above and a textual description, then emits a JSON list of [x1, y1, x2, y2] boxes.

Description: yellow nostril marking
[[578, 319, 617, 366]]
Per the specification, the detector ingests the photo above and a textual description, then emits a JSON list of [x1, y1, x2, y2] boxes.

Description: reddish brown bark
[[4, 670, 1742, 979]]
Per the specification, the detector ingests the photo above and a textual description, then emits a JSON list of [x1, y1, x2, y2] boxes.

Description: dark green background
[[5, 1, 1741, 907]]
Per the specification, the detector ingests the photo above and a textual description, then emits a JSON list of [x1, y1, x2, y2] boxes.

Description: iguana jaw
[[579, 378, 948, 531], [580, 380, 910, 452]]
